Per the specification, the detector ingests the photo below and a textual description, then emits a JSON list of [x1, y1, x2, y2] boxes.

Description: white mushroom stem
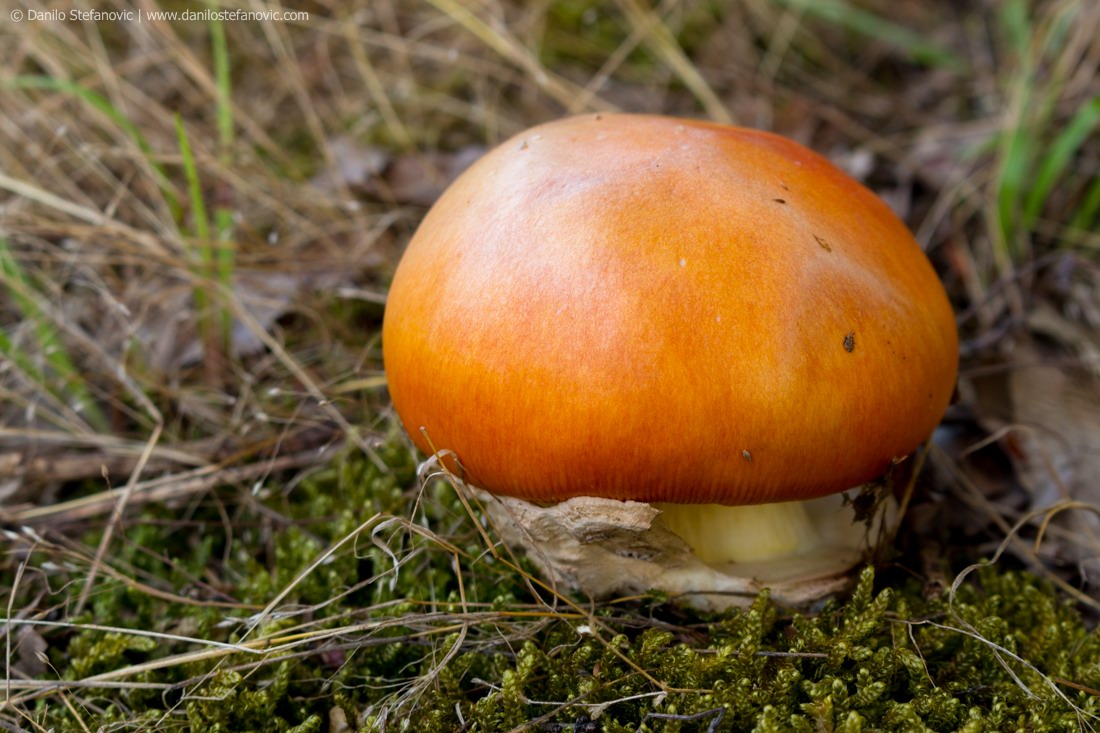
[[654, 500, 821, 565]]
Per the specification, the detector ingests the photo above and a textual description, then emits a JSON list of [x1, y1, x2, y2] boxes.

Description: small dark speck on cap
[[773, 198, 786, 204], [843, 332, 855, 352]]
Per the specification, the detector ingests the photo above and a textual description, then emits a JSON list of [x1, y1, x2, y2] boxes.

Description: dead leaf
[[129, 267, 351, 373], [309, 137, 389, 193], [15, 626, 49, 678], [309, 137, 485, 206], [906, 120, 994, 188], [366, 146, 485, 206], [970, 301, 1100, 577]]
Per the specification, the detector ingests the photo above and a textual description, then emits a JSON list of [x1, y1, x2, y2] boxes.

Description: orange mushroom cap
[[382, 113, 958, 506]]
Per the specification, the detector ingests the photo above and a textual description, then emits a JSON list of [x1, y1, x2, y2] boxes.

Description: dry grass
[[2, 0, 1100, 730]]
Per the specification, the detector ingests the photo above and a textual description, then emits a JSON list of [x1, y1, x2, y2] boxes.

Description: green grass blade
[[1069, 170, 1100, 236], [211, 10, 237, 338], [175, 114, 222, 357], [0, 237, 107, 430], [210, 9, 236, 342], [175, 115, 211, 249], [6, 75, 180, 215], [997, 0, 1031, 60], [1023, 96, 1100, 230], [7, 76, 152, 152], [210, 11, 234, 156], [995, 114, 1034, 262], [215, 209, 235, 284], [991, 0, 1035, 264], [774, 0, 965, 71]]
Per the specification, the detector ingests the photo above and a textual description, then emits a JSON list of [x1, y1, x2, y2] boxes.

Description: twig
[[639, 707, 725, 733], [1, 449, 333, 526], [4, 552, 31, 702], [74, 422, 163, 614]]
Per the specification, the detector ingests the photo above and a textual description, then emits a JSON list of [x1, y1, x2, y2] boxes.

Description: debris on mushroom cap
[[382, 113, 959, 508]]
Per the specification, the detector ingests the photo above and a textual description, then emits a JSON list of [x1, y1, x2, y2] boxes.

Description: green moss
[[64, 631, 158, 680], [186, 666, 322, 733], [7, 441, 1100, 732]]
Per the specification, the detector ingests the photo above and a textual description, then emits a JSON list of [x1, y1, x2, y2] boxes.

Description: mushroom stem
[[476, 489, 893, 610], [655, 498, 835, 565]]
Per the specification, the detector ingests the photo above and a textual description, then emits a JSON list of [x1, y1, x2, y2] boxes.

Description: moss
[[64, 631, 158, 680], [185, 666, 322, 733], [7, 441, 1100, 732]]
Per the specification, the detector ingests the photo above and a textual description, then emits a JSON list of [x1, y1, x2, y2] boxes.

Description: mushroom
[[382, 114, 958, 610]]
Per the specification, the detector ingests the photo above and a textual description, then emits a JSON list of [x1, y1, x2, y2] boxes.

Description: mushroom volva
[[382, 114, 958, 609]]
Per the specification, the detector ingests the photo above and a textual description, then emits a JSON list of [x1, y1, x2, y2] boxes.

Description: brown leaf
[[130, 267, 351, 373], [368, 146, 485, 206], [14, 627, 49, 678], [309, 137, 390, 193], [974, 302, 1100, 574], [309, 137, 486, 206]]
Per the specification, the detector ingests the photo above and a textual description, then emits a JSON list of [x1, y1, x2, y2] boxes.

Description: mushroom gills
[[654, 495, 870, 579]]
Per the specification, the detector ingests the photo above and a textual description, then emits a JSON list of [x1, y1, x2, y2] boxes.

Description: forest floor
[[2, 1, 1100, 731]]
